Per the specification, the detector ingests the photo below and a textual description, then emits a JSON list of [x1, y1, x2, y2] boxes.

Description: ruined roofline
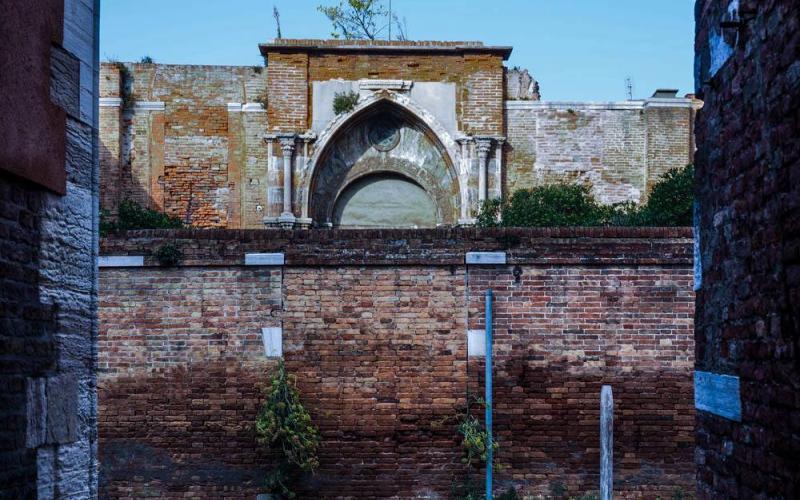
[[505, 97, 704, 111], [259, 38, 513, 60], [100, 62, 266, 70]]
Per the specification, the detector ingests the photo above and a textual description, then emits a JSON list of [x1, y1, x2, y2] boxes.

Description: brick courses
[[0, 0, 99, 496], [100, 63, 269, 228], [99, 228, 695, 498], [694, 0, 800, 498]]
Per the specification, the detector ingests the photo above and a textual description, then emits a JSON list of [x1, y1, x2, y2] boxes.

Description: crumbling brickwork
[[505, 100, 698, 205], [100, 40, 698, 229], [694, 0, 800, 498], [99, 63, 269, 228], [98, 228, 694, 498]]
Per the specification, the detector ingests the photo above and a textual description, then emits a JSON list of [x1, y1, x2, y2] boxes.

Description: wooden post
[[600, 385, 613, 500]]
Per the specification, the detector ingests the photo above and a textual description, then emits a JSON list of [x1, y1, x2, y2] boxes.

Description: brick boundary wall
[[99, 228, 695, 498]]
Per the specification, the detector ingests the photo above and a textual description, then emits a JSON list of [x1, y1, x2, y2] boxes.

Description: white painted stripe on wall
[[98, 256, 144, 268], [242, 103, 266, 112], [505, 98, 697, 111], [134, 101, 165, 111], [245, 253, 285, 266], [466, 252, 507, 265], [99, 97, 122, 107]]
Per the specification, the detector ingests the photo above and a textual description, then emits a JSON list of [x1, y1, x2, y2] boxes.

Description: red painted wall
[[0, 0, 67, 194]]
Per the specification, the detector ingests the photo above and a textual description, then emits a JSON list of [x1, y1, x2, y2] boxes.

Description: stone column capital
[[278, 136, 297, 154], [475, 137, 494, 157], [455, 135, 475, 146]]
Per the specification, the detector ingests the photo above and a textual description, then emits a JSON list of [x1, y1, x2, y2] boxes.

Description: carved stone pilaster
[[475, 137, 494, 203], [278, 135, 297, 226], [494, 137, 506, 200], [455, 136, 475, 225]]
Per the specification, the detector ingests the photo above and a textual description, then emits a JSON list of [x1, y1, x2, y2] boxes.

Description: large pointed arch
[[301, 90, 467, 226]]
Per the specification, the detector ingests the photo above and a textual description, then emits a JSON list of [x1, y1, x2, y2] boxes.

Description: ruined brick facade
[[694, 0, 800, 498], [0, 0, 99, 497], [98, 228, 695, 498], [99, 39, 699, 229]]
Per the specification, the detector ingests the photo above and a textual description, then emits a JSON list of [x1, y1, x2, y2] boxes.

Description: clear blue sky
[[100, 0, 695, 101]]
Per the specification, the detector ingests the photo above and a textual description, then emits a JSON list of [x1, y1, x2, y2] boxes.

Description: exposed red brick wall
[[694, 0, 800, 498], [303, 51, 505, 135], [467, 267, 694, 497], [267, 52, 309, 132], [99, 229, 694, 498]]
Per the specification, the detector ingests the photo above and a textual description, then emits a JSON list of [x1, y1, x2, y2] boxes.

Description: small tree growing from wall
[[256, 360, 321, 499], [332, 90, 360, 115], [318, 0, 406, 40]]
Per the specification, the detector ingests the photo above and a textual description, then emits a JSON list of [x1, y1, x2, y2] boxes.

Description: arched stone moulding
[[301, 90, 469, 224]]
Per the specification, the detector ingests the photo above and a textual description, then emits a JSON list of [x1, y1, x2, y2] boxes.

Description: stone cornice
[[505, 99, 702, 111], [260, 39, 513, 60]]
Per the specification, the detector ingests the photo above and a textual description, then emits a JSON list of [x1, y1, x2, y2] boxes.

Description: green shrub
[[497, 487, 521, 500], [332, 90, 359, 115], [476, 164, 694, 228], [638, 164, 694, 226], [153, 243, 183, 267], [478, 184, 611, 228], [458, 411, 498, 467], [255, 360, 320, 498], [100, 199, 184, 236], [475, 199, 503, 228]]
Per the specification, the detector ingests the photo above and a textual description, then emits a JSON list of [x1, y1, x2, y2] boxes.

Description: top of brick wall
[[260, 39, 513, 60], [100, 227, 693, 267]]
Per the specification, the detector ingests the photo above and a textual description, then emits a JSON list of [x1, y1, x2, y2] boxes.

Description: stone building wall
[[505, 100, 697, 205], [100, 63, 269, 228], [100, 54, 698, 229], [0, 0, 99, 497], [694, 0, 800, 497], [98, 228, 695, 498]]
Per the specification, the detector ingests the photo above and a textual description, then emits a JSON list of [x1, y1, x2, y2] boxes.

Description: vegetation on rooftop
[[318, 0, 407, 40]]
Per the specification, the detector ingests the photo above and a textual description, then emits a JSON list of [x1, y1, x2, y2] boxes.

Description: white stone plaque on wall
[[262, 327, 283, 357], [468, 330, 486, 357]]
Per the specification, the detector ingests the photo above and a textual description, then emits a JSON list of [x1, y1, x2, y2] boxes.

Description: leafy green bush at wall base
[[477, 165, 694, 228], [255, 360, 320, 498]]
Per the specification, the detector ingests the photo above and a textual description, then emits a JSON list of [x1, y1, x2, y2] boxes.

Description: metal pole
[[485, 289, 493, 500], [600, 385, 613, 500]]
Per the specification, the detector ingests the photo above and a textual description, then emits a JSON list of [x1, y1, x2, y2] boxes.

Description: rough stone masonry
[[0, 0, 100, 498], [99, 39, 701, 229]]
